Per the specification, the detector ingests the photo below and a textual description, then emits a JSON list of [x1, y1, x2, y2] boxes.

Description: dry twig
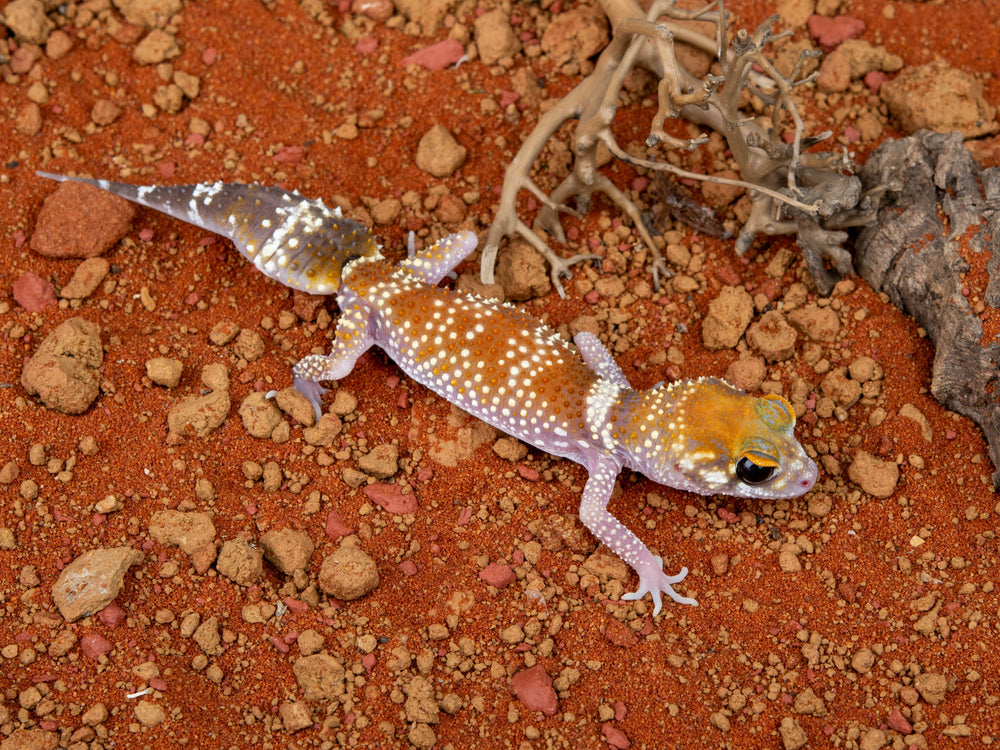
[[482, 0, 882, 296]]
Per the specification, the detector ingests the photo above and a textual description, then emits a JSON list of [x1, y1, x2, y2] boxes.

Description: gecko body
[[37, 173, 817, 613]]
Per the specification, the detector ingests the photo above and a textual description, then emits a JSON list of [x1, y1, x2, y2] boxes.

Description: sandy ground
[[2, 0, 1000, 747]]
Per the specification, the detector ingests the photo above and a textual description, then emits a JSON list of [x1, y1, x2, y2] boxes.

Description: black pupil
[[736, 456, 776, 484]]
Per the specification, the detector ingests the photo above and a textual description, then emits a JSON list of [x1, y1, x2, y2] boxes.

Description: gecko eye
[[736, 456, 777, 485]]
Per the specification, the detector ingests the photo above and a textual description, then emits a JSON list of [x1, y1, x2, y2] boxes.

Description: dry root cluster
[[482, 0, 885, 296]]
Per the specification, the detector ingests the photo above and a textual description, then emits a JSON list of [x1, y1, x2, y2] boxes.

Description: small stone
[[851, 648, 875, 673], [710, 553, 729, 576], [479, 562, 516, 588], [60, 257, 110, 299], [80, 632, 112, 659], [20, 317, 103, 414], [192, 616, 221, 655], [778, 716, 808, 750], [415, 125, 466, 178], [215, 538, 264, 586], [496, 239, 551, 300], [914, 672, 947, 705], [887, 709, 913, 735], [787, 305, 840, 342], [510, 665, 558, 716], [13, 271, 56, 312], [91, 99, 122, 126], [167, 364, 230, 441], [270, 386, 315, 427], [792, 687, 825, 716], [260, 528, 315, 575], [807, 14, 865, 48], [51, 547, 143, 622], [293, 654, 347, 701], [540, 6, 608, 67], [303, 413, 343, 446], [132, 29, 181, 65], [146, 357, 183, 388], [746, 310, 797, 361], [881, 61, 998, 138], [847, 451, 899, 498], [703, 286, 754, 350], [318, 544, 379, 600], [859, 728, 887, 750], [280, 702, 312, 733], [15, 101, 43, 135], [493, 437, 528, 462], [149, 510, 216, 555], [134, 700, 165, 727], [358, 443, 399, 479], [239, 392, 283, 439], [31, 181, 135, 258], [2, 0, 54, 44], [473, 9, 519, 65], [81, 703, 108, 726]]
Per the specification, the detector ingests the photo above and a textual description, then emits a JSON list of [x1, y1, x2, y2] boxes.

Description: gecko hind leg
[[292, 295, 374, 420]]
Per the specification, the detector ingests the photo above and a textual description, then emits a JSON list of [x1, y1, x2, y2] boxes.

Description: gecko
[[37, 172, 818, 614]]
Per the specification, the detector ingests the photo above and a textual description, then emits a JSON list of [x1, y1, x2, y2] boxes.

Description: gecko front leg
[[578, 456, 697, 614]]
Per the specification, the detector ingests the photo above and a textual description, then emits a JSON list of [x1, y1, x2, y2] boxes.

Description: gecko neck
[[604, 384, 689, 475]]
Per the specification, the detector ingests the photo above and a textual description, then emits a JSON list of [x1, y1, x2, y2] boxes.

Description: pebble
[[146, 357, 183, 388], [12, 271, 56, 312], [149, 510, 217, 555], [3, 0, 54, 43], [215, 538, 264, 586], [260, 528, 315, 574], [847, 451, 900, 497], [51, 547, 143, 622], [134, 700, 166, 728], [914, 672, 947, 704], [79, 632, 112, 659], [358, 443, 399, 479], [479, 562, 516, 588], [473, 9, 519, 65], [280, 702, 312, 733], [415, 124, 466, 178], [703, 286, 753, 350], [239, 392, 283, 439], [318, 543, 379, 600], [746, 310, 797, 361], [133, 29, 181, 64], [362, 482, 417, 515], [496, 240, 551, 300], [31, 181, 135, 258], [166, 363, 230, 442], [881, 61, 998, 138], [60, 257, 110, 299], [293, 654, 347, 700], [400, 38, 465, 70], [510, 665, 558, 716], [20, 317, 103, 415], [539, 6, 608, 67], [807, 14, 865, 48]]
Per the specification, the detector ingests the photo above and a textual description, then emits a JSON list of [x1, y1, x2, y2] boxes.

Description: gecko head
[[628, 378, 817, 499]]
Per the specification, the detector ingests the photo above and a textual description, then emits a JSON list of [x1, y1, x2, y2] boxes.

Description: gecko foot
[[621, 556, 698, 615], [293, 375, 329, 423]]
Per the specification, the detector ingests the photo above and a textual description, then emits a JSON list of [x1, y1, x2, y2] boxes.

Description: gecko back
[[36, 172, 378, 294]]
